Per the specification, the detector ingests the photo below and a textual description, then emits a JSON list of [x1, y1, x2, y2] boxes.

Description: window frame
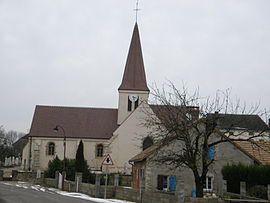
[[203, 176, 213, 192], [96, 144, 104, 157], [47, 142, 55, 156]]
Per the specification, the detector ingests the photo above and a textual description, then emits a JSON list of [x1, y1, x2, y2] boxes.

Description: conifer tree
[[75, 140, 85, 172]]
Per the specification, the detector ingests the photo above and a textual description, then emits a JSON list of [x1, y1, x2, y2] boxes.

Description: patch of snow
[[56, 191, 135, 203]]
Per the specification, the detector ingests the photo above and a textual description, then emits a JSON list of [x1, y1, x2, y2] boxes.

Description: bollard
[[114, 174, 119, 187], [12, 170, 18, 181], [240, 181, 246, 198], [55, 171, 60, 188], [95, 174, 101, 198], [75, 172, 83, 192]]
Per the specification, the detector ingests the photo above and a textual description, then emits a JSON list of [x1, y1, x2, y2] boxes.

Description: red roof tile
[[29, 105, 118, 139], [233, 140, 270, 165]]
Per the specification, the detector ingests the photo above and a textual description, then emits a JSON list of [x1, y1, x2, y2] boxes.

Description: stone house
[[129, 126, 270, 197], [212, 113, 269, 141]]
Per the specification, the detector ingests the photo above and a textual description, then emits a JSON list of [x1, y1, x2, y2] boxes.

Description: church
[[22, 23, 155, 174]]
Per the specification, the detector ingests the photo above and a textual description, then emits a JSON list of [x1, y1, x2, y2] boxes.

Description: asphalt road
[[0, 182, 96, 203]]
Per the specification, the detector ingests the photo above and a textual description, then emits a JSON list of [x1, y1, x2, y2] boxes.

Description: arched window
[[142, 137, 154, 151], [96, 144, 103, 157], [47, 142, 55, 156]]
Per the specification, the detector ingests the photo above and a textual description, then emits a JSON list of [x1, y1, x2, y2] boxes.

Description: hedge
[[222, 163, 270, 194]]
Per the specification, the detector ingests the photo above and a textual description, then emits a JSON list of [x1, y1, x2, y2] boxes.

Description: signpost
[[102, 154, 114, 199]]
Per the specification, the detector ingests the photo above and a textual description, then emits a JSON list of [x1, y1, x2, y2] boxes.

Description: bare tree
[[143, 82, 269, 197]]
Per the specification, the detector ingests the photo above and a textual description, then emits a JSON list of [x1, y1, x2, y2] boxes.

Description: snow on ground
[[3, 182, 135, 203]]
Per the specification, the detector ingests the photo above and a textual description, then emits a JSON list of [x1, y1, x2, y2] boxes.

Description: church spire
[[118, 23, 149, 92]]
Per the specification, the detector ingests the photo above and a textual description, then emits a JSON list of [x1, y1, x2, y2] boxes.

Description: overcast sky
[[0, 0, 270, 133]]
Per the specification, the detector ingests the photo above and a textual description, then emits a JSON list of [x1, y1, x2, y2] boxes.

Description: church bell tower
[[117, 23, 149, 125]]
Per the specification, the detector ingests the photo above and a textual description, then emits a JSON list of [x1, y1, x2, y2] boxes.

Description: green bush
[[222, 163, 270, 194], [247, 185, 267, 200], [44, 156, 63, 178], [44, 156, 95, 183]]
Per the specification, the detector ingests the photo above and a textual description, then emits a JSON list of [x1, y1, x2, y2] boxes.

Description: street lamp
[[53, 125, 66, 190]]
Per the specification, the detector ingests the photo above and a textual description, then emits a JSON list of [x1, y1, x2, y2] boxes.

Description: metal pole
[[53, 125, 66, 190], [104, 166, 108, 199]]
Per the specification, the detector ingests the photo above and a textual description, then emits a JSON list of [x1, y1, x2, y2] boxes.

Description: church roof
[[29, 105, 118, 139], [118, 23, 149, 92]]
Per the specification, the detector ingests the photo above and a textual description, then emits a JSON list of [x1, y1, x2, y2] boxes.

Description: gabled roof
[[129, 144, 160, 163], [130, 137, 270, 165], [233, 140, 270, 165], [118, 23, 149, 92], [29, 105, 118, 139], [211, 113, 268, 131]]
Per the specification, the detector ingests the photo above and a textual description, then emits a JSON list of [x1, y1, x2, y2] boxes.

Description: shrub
[[44, 156, 63, 178], [222, 163, 270, 194], [44, 155, 95, 183], [247, 185, 267, 200]]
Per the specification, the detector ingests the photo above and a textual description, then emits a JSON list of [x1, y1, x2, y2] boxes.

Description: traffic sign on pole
[[102, 154, 114, 166]]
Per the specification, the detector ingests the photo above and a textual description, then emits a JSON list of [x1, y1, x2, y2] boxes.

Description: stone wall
[[115, 187, 178, 203]]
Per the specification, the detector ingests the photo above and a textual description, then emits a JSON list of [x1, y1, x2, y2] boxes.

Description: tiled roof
[[233, 140, 270, 165], [210, 113, 268, 131], [118, 23, 149, 92], [29, 105, 118, 139], [129, 144, 160, 162]]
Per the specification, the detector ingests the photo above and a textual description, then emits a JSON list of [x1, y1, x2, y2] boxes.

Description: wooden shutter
[[169, 176, 176, 191]]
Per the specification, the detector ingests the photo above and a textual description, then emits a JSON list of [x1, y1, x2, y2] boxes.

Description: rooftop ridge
[[36, 105, 117, 110]]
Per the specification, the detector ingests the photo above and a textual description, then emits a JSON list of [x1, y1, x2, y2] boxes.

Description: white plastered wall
[[108, 103, 157, 174], [22, 137, 108, 171]]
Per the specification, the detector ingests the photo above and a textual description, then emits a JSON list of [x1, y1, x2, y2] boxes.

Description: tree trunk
[[195, 178, 204, 197]]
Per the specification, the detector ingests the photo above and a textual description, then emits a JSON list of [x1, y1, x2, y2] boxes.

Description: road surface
[[0, 182, 96, 203]]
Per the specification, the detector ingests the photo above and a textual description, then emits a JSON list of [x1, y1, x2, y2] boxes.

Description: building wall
[[108, 103, 156, 174], [22, 137, 108, 171], [117, 90, 149, 125], [143, 135, 254, 197], [222, 130, 269, 141]]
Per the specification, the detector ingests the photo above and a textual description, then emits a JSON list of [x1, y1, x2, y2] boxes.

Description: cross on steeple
[[134, 0, 140, 22]]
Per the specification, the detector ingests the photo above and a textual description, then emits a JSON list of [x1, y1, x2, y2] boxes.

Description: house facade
[[129, 129, 270, 197]]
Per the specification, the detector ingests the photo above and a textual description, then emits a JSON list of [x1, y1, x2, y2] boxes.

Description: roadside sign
[[102, 154, 114, 166]]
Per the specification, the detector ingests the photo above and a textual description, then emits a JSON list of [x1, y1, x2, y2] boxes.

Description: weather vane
[[134, 0, 141, 22]]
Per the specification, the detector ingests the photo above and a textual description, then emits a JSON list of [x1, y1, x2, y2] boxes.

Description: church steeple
[[118, 23, 149, 92], [117, 23, 149, 125]]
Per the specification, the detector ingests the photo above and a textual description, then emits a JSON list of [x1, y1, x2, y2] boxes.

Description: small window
[[47, 142, 55, 156], [157, 175, 168, 191], [96, 144, 103, 157], [203, 176, 213, 192], [157, 175, 176, 191], [135, 99, 139, 109], [128, 98, 132, 111], [142, 137, 154, 151], [248, 131, 254, 136]]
